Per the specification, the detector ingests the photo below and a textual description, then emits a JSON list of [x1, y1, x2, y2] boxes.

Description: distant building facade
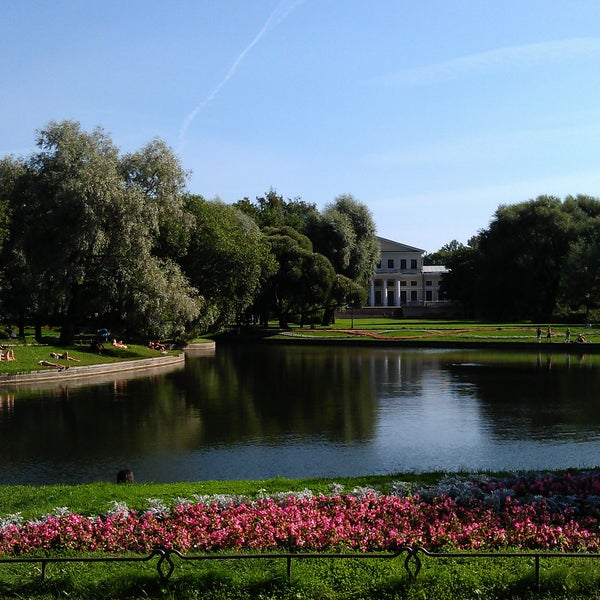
[[367, 237, 450, 314]]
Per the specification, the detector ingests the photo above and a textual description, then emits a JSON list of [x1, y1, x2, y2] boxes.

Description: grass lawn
[[0, 328, 183, 375], [264, 318, 600, 344], [1, 472, 600, 599]]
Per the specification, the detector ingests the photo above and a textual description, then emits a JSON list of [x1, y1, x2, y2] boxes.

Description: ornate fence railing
[[2, 546, 600, 588]]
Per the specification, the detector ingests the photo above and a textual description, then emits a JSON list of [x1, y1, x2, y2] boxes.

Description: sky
[[2, 1, 600, 252]]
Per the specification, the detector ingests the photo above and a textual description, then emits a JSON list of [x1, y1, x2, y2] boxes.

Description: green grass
[[3, 549, 600, 600], [262, 319, 600, 344], [0, 473, 444, 519], [1, 473, 599, 598], [0, 339, 180, 375]]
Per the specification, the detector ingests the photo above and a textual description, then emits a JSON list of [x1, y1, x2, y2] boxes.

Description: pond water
[[1, 344, 599, 485]]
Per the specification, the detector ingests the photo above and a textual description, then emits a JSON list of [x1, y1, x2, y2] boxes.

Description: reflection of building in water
[[366, 349, 455, 396], [0, 394, 15, 413]]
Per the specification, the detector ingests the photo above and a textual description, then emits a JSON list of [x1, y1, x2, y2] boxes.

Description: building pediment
[[378, 236, 424, 253]]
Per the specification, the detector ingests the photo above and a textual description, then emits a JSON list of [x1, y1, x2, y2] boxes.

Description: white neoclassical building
[[367, 237, 449, 313]]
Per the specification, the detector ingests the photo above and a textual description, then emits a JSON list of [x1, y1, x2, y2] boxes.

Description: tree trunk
[[18, 311, 25, 338], [34, 319, 42, 342], [321, 306, 335, 326], [59, 284, 79, 345]]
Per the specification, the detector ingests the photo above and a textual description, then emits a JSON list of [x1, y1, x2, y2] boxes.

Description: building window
[[410, 280, 417, 287], [376, 260, 381, 268], [410, 259, 417, 269], [400, 291, 407, 303], [400, 281, 406, 287], [426, 290, 433, 301], [387, 259, 394, 268], [410, 290, 418, 302], [400, 259, 406, 269], [426, 280, 432, 286]]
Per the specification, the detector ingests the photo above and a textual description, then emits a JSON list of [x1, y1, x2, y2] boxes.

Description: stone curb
[[183, 342, 216, 351], [0, 353, 186, 385]]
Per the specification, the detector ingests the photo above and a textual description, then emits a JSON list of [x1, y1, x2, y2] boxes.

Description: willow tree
[[0, 121, 201, 342], [306, 194, 379, 324]]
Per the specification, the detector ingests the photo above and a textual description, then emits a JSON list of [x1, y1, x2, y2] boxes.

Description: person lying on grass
[[38, 360, 69, 371], [49, 351, 80, 362]]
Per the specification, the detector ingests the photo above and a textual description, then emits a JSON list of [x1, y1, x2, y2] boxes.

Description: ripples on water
[[0, 345, 599, 484]]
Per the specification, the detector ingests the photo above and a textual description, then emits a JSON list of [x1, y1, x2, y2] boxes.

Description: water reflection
[[0, 345, 599, 485]]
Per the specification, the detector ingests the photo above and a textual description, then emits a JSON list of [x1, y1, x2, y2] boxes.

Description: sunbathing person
[[0, 349, 15, 361], [50, 351, 80, 361], [38, 360, 69, 371], [112, 339, 128, 349]]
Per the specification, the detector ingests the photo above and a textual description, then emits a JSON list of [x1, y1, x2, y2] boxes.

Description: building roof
[[423, 265, 449, 274], [377, 236, 424, 253]]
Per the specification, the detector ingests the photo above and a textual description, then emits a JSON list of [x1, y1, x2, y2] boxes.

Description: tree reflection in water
[[0, 346, 599, 485]]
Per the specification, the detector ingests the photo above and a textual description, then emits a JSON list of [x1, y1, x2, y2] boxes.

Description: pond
[[0, 343, 599, 485]]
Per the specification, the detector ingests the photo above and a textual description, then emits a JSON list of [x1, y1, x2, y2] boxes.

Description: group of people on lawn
[[536, 326, 587, 343]]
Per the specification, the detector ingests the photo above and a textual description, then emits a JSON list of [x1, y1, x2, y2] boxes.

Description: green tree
[[306, 194, 379, 324], [439, 238, 482, 318], [182, 196, 274, 332], [234, 189, 319, 233], [0, 156, 31, 335], [441, 196, 590, 320], [322, 194, 379, 286], [424, 239, 464, 266], [560, 233, 600, 321], [119, 139, 193, 260], [0, 121, 201, 342], [477, 196, 573, 320], [260, 227, 336, 328], [324, 274, 367, 323]]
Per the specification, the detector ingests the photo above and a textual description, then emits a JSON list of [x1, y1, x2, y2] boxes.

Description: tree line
[[427, 195, 600, 322], [0, 121, 379, 343]]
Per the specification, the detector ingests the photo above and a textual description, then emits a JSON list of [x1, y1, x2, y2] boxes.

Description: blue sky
[[3, 1, 600, 252]]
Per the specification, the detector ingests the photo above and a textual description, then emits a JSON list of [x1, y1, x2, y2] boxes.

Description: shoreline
[[0, 342, 216, 386], [0, 353, 186, 385], [0, 334, 596, 385], [221, 332, 600, 353]]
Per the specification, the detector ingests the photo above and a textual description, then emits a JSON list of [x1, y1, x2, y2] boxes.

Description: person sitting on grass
[[38, 360, 69, 371], [148, 340, 167, 352], [90, 339, 104, 353], [0, 349, 15, 361], [112, 339, 128, 349], [50, 351, 80, 362]]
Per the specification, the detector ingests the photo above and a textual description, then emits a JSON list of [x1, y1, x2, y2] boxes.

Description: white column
[[382, 279, 388, 306], [369, 280, 375, 306], [394, 280, 401, 306]]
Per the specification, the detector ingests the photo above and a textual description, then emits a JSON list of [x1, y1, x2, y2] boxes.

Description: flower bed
[[1, 471, 600, 556]]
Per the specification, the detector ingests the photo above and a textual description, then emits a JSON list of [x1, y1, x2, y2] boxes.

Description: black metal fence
[[2, 546, 600, 588]]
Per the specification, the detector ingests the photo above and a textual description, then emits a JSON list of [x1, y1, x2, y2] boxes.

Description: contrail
[[379, 37, 600, 86], [178, 0, 304, 149]]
